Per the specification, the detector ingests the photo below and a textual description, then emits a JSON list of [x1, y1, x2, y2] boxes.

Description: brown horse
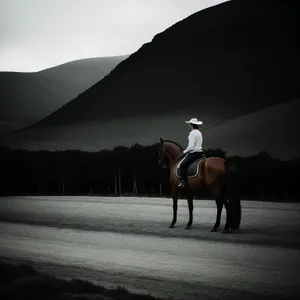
[[158, 138, 241, 232]]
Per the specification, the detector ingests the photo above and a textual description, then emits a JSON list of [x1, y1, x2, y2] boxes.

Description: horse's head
[[158, 138, 168, 168]]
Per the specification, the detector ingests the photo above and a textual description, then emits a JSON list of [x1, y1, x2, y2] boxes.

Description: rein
[[170, 150, 184, 167], [161, 143, 184, 168]]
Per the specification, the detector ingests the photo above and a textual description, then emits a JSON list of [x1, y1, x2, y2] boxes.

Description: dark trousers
[[180, 151, 205, 184]]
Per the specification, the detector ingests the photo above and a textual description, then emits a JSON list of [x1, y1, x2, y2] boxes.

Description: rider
[[178, 118, 205, 188]]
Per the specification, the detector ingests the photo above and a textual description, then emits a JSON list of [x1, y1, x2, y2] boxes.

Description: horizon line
[[0, 53, 131, 74]]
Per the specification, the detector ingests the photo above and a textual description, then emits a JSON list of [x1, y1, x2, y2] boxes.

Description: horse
[[158, 138, 241, 232]]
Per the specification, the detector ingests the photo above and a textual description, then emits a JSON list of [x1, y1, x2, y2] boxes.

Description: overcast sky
[[0, 0, 227, 72]]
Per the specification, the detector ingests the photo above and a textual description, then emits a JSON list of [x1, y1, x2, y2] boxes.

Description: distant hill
[[0, 55, 128, 134], [3, 0, 300, 160], [4, 98, 300, 160], [40, 56, 129, 91], [28, 0, 299, 128]]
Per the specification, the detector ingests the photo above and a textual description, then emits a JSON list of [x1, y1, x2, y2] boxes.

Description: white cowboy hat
[[185, 118, 203, 125]]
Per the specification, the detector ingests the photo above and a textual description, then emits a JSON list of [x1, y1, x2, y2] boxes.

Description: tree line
[[0, 144, 299, 202]]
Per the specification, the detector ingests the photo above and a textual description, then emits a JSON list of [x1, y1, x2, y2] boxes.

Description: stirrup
[[178, 180, 184, 187], [178, 180, 187, 188]]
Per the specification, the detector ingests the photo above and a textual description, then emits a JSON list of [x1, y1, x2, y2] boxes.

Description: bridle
[[158, 143, 167, 168], [159, 142, 184, 168]]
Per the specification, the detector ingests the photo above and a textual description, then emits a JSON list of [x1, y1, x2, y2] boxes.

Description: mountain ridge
[[29, 0, 299, 129]]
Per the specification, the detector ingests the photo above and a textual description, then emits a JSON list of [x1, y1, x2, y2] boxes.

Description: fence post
[[114, 169, 118, 195]]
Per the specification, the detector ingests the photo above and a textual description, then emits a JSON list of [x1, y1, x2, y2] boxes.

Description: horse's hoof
[[185, 226, 191, 230], [169, 224, 175, 228], [211, 227, 218, 232], [231, 226, 240, 230]]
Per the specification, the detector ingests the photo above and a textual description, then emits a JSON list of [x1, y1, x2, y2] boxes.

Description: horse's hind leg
[[223, 198, 231, 232], [209, 183, 226, 232], [169, 185, 178, 228], [211, 196, 224, 232], [231, 197, 242, 230]]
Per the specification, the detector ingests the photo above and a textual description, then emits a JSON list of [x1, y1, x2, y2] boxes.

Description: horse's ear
[[160, 138, 164, 143]]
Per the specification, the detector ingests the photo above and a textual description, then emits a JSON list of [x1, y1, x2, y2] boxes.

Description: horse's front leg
[[169, 185, 178, 228], [185, 192, 194, 229], [222, 198, 231, 233]]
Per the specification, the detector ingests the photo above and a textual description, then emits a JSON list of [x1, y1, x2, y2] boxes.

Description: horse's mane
[[163, 140, 184, 151]]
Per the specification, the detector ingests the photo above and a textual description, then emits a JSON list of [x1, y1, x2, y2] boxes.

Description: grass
[[0, 261, 163, 300]]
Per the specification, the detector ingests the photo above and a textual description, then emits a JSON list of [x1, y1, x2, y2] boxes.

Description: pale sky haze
[[0, 0, 227, 72]]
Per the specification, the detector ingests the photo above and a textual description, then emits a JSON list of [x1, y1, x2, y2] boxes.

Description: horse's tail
[[223, 160, 242, 229]]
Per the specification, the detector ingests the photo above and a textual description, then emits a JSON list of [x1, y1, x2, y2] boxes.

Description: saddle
[[176, 156, 206, 178]]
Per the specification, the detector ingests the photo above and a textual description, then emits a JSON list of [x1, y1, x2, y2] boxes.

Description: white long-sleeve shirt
[[183, 129, 203, 154]]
